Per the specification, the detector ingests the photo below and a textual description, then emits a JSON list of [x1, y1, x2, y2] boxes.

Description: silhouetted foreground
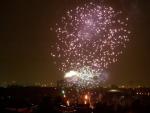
[[0, 86, 150, 113]]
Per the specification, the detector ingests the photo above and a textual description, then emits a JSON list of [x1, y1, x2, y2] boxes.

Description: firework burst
[[50, 2, 131, 87]]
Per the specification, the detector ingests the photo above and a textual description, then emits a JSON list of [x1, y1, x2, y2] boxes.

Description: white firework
[[50, 2, 131, 87]]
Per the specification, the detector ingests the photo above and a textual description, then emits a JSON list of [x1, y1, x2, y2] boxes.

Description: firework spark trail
[[50, 2, 131, 87]]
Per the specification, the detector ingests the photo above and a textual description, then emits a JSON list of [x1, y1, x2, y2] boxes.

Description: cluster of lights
[[51, 2, 130, 87], [64, 66, 108, 87], [61, 89, 91, 106], [136, 92, 150, 96]]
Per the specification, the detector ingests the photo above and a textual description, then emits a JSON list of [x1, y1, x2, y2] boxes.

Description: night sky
[[0, 0, 150, 86]]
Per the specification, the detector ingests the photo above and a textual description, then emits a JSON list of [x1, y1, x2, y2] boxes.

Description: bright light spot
[[84, 100, 87, 104], [66, 100, 70, 106], [64, 70, 78, 78], [85, 94, 88, 100], [109, 89, 119, 92], [62, 90, 65, 94]]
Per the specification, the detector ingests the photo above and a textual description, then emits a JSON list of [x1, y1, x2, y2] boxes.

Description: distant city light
[[84, 100, 87, 104], [62, 90, 65, 94], [85, 94, 88, 100], [66, 100, 70, 106]]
